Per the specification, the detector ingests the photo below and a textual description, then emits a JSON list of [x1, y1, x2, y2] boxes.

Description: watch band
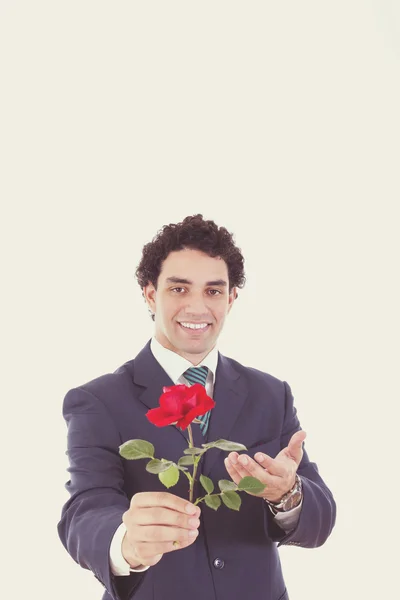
[[264, 474, 302, 513]]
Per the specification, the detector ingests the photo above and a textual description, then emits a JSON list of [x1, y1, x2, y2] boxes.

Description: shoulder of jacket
[[66, 359, 134, 400]]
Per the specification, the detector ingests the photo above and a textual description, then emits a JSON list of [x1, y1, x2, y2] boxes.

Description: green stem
[[183, 470, 193, 484], [194, 491, 226, 506], [193, 495, 207, 506], [187, 424, 194, 448], [187, 425, 196, 503], [193, 490, 244, 506]]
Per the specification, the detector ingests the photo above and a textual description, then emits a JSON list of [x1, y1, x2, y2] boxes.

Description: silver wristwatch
[[264, 474, 302, 514]]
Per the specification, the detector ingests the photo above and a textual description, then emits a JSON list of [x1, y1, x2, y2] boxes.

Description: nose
[[184, 292, 209, 317]]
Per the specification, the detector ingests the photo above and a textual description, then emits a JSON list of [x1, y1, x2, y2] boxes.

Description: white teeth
[[180, 322, 209, 330]]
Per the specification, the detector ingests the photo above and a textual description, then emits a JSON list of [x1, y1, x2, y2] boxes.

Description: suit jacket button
[[213, 558, 225, 569]]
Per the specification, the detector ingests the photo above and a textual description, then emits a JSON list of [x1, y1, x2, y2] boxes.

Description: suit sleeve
[[57, 386, 148, 600], [264, 381, 337, 548]]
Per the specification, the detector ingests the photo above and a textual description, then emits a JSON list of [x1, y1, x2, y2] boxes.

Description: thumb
[[142, 554, 163, 567], [287, 430, 307, 464]]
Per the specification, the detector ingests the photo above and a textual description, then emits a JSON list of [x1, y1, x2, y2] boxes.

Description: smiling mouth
[[178, 322, 212, 333]]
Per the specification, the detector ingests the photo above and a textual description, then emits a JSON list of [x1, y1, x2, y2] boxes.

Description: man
[[58, 214, 336, 600]]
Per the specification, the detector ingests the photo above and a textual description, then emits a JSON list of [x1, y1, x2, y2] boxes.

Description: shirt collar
[[150, 336, 219, 385]]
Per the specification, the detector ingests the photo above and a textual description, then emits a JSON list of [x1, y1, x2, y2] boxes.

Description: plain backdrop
[[1, 2, 399, 599]]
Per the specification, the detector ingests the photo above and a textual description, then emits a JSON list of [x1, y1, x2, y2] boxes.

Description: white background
[[1, 2, 399, 599]]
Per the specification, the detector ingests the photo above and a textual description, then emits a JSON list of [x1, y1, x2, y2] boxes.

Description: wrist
[[264, 474, 302, 513], [267, 476, 297, 504]]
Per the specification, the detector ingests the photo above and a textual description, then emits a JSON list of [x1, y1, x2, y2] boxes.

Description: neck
[[154, 334, 215, 365]]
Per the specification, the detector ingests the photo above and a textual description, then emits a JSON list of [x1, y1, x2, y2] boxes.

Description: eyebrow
[[165, 277, 228, 287]]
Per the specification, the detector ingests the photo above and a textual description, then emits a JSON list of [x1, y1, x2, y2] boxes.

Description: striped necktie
[[183, 366, 211, 436]]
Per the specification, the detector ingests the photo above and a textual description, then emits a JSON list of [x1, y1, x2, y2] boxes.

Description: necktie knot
[[183, 366, 211, 437], [183, 366, 209, 388]]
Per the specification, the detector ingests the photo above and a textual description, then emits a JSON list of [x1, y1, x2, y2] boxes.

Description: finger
[[133, 534, 198, 560], [287, 430, 307, 463], [224, 457, 246, 486], [236, 454, 278, 487], [226, 455, 275, 489], [134, 507, 200, 531], [138, 553, 163, 567], [132, 491, 200, 517], [135, 524, 200, 544], [123, 540, 163, 568], [253, 453, 287, 477], [228, 451, 240, 461], [229, 451, 279, 474]]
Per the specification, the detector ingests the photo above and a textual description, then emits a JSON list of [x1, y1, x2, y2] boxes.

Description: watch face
[[284, 490, 302, 511]]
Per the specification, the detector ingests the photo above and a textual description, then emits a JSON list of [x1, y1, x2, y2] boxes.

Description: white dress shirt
[[110, 337, 302, 576]]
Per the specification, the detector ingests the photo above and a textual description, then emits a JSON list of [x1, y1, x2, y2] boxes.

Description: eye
[[171, 287, 185, 293], [208, 289, 222, 296]]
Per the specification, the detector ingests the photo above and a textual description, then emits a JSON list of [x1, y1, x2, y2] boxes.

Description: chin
[[174, 339, 211, 354], [190, 342, 215, 356]]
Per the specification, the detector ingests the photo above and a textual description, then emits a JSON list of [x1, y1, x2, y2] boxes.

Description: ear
[[143, 283, 157, 314], [227, 287, 237, 313]]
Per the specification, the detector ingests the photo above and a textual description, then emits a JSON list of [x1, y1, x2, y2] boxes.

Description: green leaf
[[218, 479, 238, 492], [237, 476, 266, 494], [204, 494, 222, 510], [201, 441, 217, 449], [200, 474, 214, 494], [146, 459, 172, 474], [183, 447, 204, 455], [178, 455, 195, 467], [158, 464, 180, 488], [119, 439, 155, 460], [221, 491, 242, 511], [212, 440, 248, 452], [200, 439, 228, 449]]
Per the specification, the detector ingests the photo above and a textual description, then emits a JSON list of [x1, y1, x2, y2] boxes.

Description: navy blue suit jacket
[[58, 340, 336, 600]]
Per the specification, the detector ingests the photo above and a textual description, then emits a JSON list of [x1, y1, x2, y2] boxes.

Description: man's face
[[144, 248, 236, 364]]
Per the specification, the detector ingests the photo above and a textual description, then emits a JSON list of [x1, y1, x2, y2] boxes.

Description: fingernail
[[185, 504, 197, 514], [239, 456, 248, 465], [230, 455, 237, 465], [189, 529, 198, 537], [255, 453, 264, 462], [188, 518, 200, 528]]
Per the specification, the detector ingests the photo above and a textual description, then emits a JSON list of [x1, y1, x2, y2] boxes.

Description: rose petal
[[146, 407, 181, 427], [147, 383, 215, 429]]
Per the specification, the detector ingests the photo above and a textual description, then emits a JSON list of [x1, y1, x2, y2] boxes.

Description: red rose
[[146, 384, 216, 431]]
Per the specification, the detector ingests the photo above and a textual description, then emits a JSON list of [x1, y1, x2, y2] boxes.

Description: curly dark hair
[[135, 214, 246, 320]]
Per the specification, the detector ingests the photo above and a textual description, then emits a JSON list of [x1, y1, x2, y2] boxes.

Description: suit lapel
[[201, 353, 248, 477]]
